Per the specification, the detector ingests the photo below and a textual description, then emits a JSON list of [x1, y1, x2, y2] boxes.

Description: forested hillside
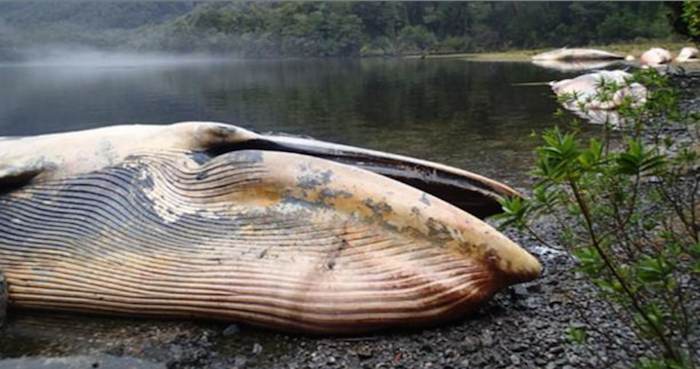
[[0, 2, 194, 59], [0, 1, 696, 59], [135, 2, 675, 56]]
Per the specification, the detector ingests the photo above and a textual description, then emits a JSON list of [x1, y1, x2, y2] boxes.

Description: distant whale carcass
[[0, 122, 541, 334], [640, 47, 672, 67], [676, 47, 699, 63], [550, 70, 647, 125], [532, 48, 624, 61], [532, 59, 622, 72]]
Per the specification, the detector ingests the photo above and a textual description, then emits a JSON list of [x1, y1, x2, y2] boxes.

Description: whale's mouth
[[0, 122, 519, 219], [203, 133, 519, 219]]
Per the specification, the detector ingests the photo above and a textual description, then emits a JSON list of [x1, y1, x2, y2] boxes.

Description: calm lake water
[[0, 57, 583, 362], [0, 57, 578, 188]]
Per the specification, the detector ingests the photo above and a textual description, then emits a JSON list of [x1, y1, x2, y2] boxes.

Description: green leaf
[[566, 326, 587, 344], [616, 139, 665, 175], [690, 242, 700, 258], [572, 247, 602, 275], [494, 196, 530, 230], [635, 256, 671, 283]]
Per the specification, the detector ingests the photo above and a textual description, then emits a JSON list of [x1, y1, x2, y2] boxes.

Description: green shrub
[[497, 69, 699, 368], [682, 1, 700, 39]]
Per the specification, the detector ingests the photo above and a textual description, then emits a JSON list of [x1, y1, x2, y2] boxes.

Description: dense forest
[[0, 2, 698, 59]]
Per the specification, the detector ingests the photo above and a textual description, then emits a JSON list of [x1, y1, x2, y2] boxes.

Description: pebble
[[462, 336, 480, 353], [233, 355, 247, 369], [480, 331, 495, 347], [222, 324, 240, 336], [512, 285, 528, 297], [549, 345, 564, 355], [509, 354, 521, 366], [356, 346, 373, 360]]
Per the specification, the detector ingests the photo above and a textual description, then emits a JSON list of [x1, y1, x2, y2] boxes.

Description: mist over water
[[1, 46, 232, 67]]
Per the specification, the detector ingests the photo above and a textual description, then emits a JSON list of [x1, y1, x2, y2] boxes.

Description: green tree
[[682, 1, 700, 39]]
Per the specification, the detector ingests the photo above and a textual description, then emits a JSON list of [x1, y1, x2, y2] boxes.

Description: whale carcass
[[532, 59, 622, 72], [640, 47, 673, 67], [550, 70, 647, 125], [532, 48, 624, 61], [0, 122, 541, 334]]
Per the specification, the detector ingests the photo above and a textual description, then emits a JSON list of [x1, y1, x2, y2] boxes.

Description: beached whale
[[550, 70, 647, 110], [550, 70, 647, 125], [0, 122, 541, 334]]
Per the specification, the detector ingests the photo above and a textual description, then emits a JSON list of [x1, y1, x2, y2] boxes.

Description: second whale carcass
[[0, 122, 541, 334], [550, 70, 647, 125], [532, 48, 624, 62]]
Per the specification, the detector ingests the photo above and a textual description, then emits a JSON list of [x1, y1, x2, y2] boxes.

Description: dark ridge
[[0, 166, 44, 195]]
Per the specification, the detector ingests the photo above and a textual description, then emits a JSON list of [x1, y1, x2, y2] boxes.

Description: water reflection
[[0, 58, 571, 186]]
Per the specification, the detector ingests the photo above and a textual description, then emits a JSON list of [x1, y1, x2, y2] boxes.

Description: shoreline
[[402, 40, 696, 62], [1, 40, 696, 65]]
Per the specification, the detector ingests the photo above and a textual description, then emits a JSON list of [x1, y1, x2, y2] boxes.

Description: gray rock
[[462, 336, 480, 353], [355, 346, 373, 360], [512, 285, 528, 297], [222, 324, 240, 336], [480, 330, 495, 347], [510, 354, 522, 366], [233, 356, 247, 369]]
